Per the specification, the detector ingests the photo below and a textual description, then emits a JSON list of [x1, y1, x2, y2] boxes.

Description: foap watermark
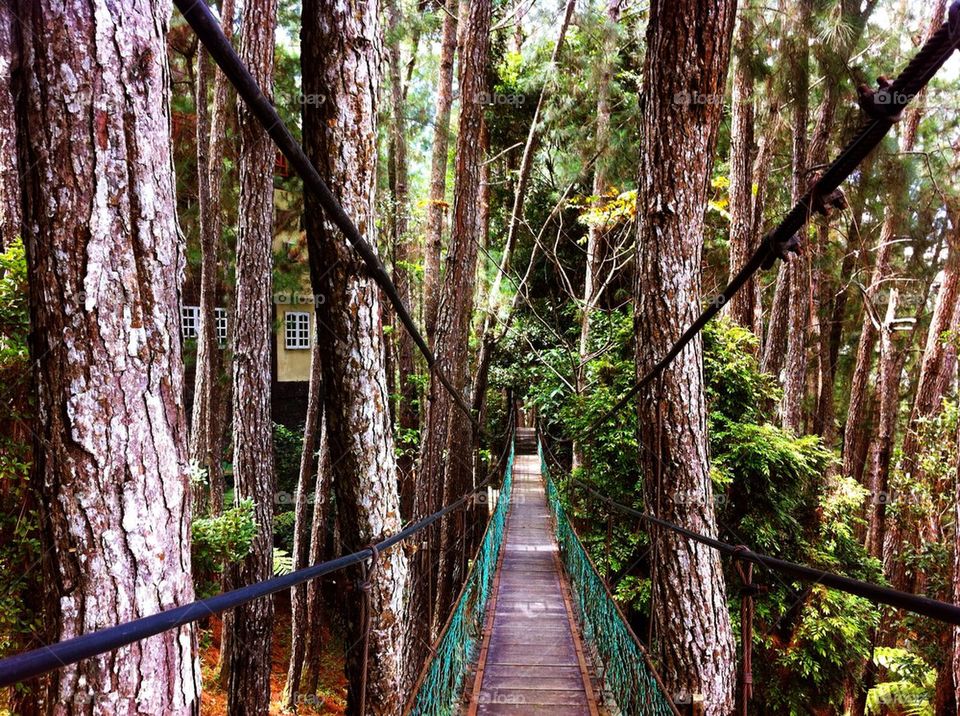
[[294, 93, 327, 106], [273, 291, 325, 306], [479, 91, 525, 107], [477, 689, 527, 705], [868, 488, 932, 507], [673, 90, 723, 107]]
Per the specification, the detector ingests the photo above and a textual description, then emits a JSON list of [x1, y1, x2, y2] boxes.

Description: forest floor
[[199, 604, 347, 715]]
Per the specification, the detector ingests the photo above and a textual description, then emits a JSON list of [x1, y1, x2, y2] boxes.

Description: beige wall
[[274, 188, 313, 383], [276, 303, 314, 382]]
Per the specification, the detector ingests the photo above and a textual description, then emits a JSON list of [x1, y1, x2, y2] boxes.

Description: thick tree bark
[[301, 1, 409, 711], [190, 0, 235, 517], [422, 0, 459, 344], [428, 0, 492, 640], [16, 1, 200, 710], [385, 0, 419, 519], [300, 416, 330, 697], [573, 0, 622, 471], [634, 0, 737, 711], [225, 0, 278, 711], [725, 0, 759, 334], [0, 2, 18, 251], [409, 0, 490, 672], [283, 342, 323, 708]]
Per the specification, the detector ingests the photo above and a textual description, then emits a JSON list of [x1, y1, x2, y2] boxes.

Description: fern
[[273, 548, 295, 576]]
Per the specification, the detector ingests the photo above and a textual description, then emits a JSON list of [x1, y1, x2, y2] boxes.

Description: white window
[[181, 306, 200, 339], [285, 311, 311, 350], [215, 307, 228, 345]]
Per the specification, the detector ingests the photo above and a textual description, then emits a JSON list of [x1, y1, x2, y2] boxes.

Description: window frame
[[284, 311, 311, 350]]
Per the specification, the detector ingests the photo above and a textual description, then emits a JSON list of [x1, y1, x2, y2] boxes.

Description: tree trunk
[[301, 1, 409, 711], [386, 0, 419, 519], [725, 0, 759, 334], [284, 341, 324, 708], [954, 423, 960, 707], [781, 0, 812, 434], [0, 1, 19, 252], [573, 0, 621, 471], [634, 0, 737, 711], [816, 169, 871, 444], [226, 0, 278, 710], [422, 0, 459, 344], [842, 2, 937, 484], [890, 226, 960, 593], [429, 0, 492, 640], [190, 0, 235, 517], [808, 1, 878, 441], [865, 289, 901, 560], [301, 415, 331, 697], [16, 1, 200, 710]]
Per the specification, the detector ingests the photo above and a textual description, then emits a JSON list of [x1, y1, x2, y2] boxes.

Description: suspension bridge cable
[[568, 476, 960, 627], [580, 4, 960, 435], [173, 0, 480, 433], [0, 442, 513, 688]]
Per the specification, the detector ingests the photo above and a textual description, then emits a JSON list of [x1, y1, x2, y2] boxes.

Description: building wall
[[275, 302, 314, 382]]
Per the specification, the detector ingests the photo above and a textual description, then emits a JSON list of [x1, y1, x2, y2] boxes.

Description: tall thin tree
[[190, 0, 235, 516], [386, 0, 419, 516], [302, 0, 409, 710], [422, 0, 459, 343], [634, 0, 737, 710], [283, 341, 324, 708], [226, 0, 278, 710], [428, 0, 493, 636], [725, 0, 761, 336], [0, 1, 18, 252]]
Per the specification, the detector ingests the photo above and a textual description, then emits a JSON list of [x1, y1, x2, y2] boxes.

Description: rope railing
[[0, 432, 514, 689], [567, 475, 960, 627], [538, 440, 679, 716], [404, 439, 515, 715], [580, 1, 960, 435]]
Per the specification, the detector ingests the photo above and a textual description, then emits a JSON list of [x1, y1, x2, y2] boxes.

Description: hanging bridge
[[5, 2, 960, 714], [406, 428, 676, 715]]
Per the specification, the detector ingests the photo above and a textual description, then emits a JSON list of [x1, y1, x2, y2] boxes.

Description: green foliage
[[511, 312, 879, 713], [191, 499, 257, 597], [273, 509, 297, 554], [866, 647, 935, 716], [274, 421, 303, 497], [0, 238, 42, 659], [273, 548, 295, 576], [0, 239, 28, 367]]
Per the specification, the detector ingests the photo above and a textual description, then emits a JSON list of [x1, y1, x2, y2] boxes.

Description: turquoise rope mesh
[[540, 442, 676, 716], [407, 441, 514, 715]]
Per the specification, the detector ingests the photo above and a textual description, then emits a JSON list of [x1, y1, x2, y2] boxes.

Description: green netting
[[540, 443, 676, 716], [407, 441, 514, 716]]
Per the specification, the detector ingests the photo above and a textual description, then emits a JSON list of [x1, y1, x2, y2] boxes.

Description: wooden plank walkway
[[468, 429, 601, 716]]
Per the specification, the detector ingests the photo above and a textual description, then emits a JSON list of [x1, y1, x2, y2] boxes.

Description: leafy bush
[[866, 647, 935, 716], [274, 422, 303, 497], [191, 499, 257, 597], [0, 239, 42, 660], [273, 509, 297, 553], [512, 312, 879, 713]]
